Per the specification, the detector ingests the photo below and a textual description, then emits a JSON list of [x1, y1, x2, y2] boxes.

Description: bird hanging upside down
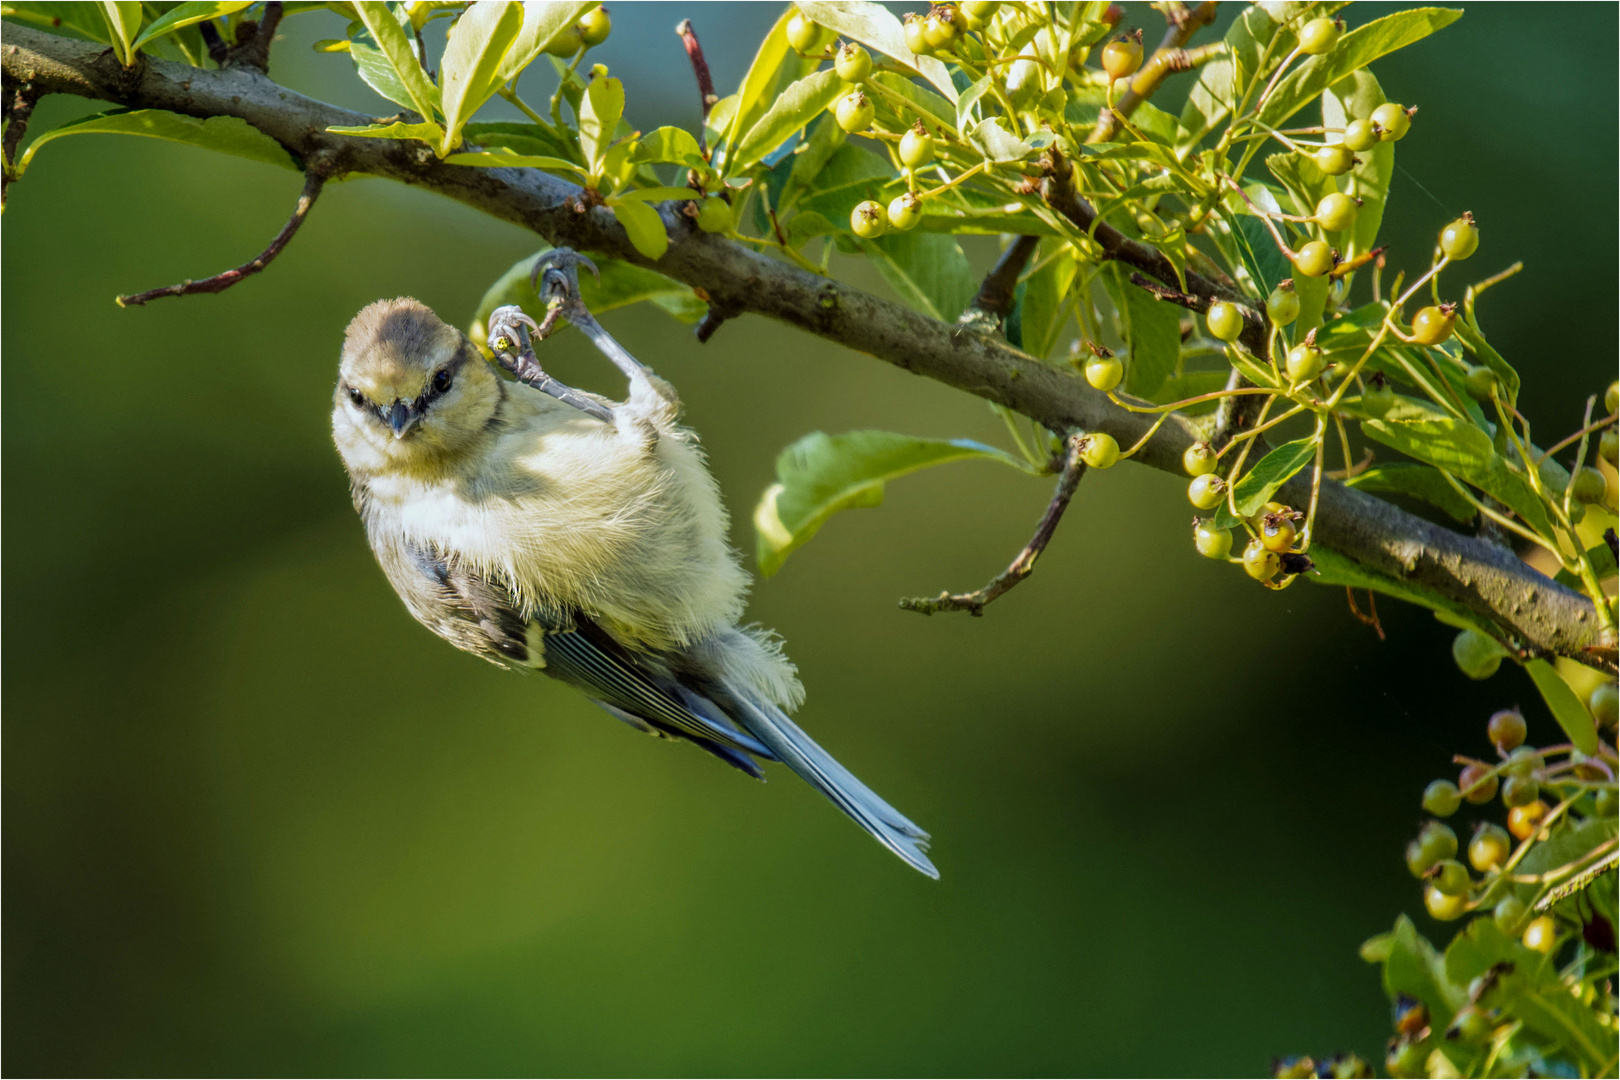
[[331, 248, 936, 877]]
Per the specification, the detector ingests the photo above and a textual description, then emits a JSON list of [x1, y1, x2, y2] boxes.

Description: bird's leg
[[529, 249, 678, 408], [486, 305, 616, 424]]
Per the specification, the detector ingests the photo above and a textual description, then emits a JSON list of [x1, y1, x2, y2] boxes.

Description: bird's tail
[[722, 688, 938, 879]]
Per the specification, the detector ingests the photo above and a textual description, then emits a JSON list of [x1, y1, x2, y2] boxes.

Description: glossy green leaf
[[499, 0, 596, 81], [1346, 464, 1477, 524], [1321, 69, 1393, 265], [732, 68, 844, 172], [869, 72, 956, 134], [1011, 241, 1076, 361], [754, 431, 1034, 576], [463, 120, 579, 163], [722, 7, 795, 159], [955, 74, 992, 133], [857, 231, 974, 323], [0, 2, 116, 44], [1228, 437, 1317, 520], [96, 0, 142, 63], [345, 14, 419, 112], [443, 150, 586, 174], [1258, 8, 1463, 128], [130, 0, 252, 49], [966, 117, 1031, 163], [579, 74, 624, 169], [612, 186, 698, 204], [1553, 542, 1617, 591], [1376, 915, 1468, 1033], [353, 0, 442, 121], [1177, 2, 1317, 153], [469, 248, 704, 349], [19, 108, 296, 175], [1452, 319, 1520, 409], [611, 199, 668, 260], [327, 120, 446, 145], [437, 0, 523, 156], [629, 126, 704, 167], [793, 1, 958, 103], [1100, 265, 1181, 398], [1525, 659, 1599, 754]]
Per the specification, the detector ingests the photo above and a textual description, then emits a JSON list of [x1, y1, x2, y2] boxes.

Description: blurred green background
[[3, 3, 1614, 1075]]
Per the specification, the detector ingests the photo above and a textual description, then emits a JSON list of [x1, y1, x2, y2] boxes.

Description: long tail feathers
[[724, 689, 938, 879]]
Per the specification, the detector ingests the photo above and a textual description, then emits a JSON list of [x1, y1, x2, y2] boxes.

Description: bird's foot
[[485, 303, 615, 424]]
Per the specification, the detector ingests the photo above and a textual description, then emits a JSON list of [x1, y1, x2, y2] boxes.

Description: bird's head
[[333, 298, 502, 473]]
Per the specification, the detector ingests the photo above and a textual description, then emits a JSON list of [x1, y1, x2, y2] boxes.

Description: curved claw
[[529, 247, 600, 298], [486, 304, 540, 358]]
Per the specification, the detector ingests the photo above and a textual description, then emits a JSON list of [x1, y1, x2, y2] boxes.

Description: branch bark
[[3, 25, 1610, 669]]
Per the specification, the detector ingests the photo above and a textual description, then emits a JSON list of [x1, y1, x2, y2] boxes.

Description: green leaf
[[1227, 436, 1317, 520], [857, 231, 974, 323], [1553, 543, 1617, 591], [463, 120, 579, 163], [443, 150, 586, 174], [1525, 659, 1599, 755], [612, 186, 698, 204], [611, 198, 668, 260], [629, 126, 704, 167], [0, 2, 116, 44], [1099, 264, 1181, 398], [1320, 69, 1393, 265], [786, 210, 837, 248], [1310, 545, 1495, 635], [1011, 240, 1076, 361], [1258, 8, 1464, 129], [732, 67, 844, 172], [96, 0, 142, 63], [1378, 915, 1468, 1033], [868, 72, 956, 134], [353, 0, 442, 122], [754, 431, 1033, 576], [437, 0, 523, 156], [326, 120, 446, 145], [722, 7, 795, 159], [578, 74, 624, 169], [345, 13, 419, 113], [966, 117, 1031, 163], [1361, 412, 1554, 537], [955, 73, 992, 133], [1347, 464, 1477, 524], [19, 108, 296, 175], [499, 1, 597, 82], [793, 1, 958, 104], [1176, 2, 1322, 153], [130, 0, 252, 49], [1452, 319, 1520, 410], [468, 248, 705, 348]]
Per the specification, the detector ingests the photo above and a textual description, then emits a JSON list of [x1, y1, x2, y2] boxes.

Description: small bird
[[331, 249, 936, 877]]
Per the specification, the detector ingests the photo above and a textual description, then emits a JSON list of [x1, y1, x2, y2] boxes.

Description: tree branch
[[115, 166, 325, 306], [675, 18, 716, 152], [901, 434, 1088, 616], [3, 25, 1610, 669], [1092, 0, 1218, 143], [961, 233, 1039, 330]]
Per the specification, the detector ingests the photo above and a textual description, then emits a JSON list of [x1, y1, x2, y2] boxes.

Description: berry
[[961, 0, 999, 20], [835, 42, 872, 82], [1372, 102, 1412, 141], [1424, 883, 1467, 920], [1266, 285, 1300, 326], [1194, 520, 1232, 560], [1361, 378, 1395, 417], [1085, 357, 1123, 392], [1315, 192, 1358, 232], [1601, 429, 1618, 466], [544, 23, 584, 55], [1571, 466, 1606, 503], [1493, 895, 1527, 935], [1101, 37, 1142, 81], [1297, 16, 1340, 55], [1410, 305, 1456, 346], [922, 6, 959, 49], [785, 12, 830, 53], [1260, 513, 1296, 553], [578, 7, 611, 46], [1501, 774, 1538, 808], [1488, 708, 1526, 751], [1504, 746, 1542, 781], [695, 196, 730, 233], [1468, 822, 1511, 872], [903, 14, 931, 55], [1183, 442, 1218, 476], [1406, 820, 1456, 875], [1447, 1007, 1491, 1047], [1607, 381, 1618, 415], [1594, 788, 1617, 817], [1286, 342, 1325, 383], [1188, 473, 1226, 509], [1521, 915, 1558, 954], [1507, 799, 1549, 841], [1293, 239, 1334, 278], [1439, 212, 1479, 260], [1464, 365, 1499, 403], [887, 192, 923, 231], [1458, 762, 1499, 804], [1242, 539, 1281, 582], [1341, 118, 1380, 152], [1079, 432, 1119, 469], [1589, 683, 1618, 727], [1422, 779, 1461, 818], [1429, 859, 1470, 896], [850, 200, 887, 238], [1313, 143, 1356, 175], [835, 91, 875, 132], [1452, 629, 1501, 679], [1206, 301, 1245, 343], [898, 125, 936, 169], [1385, 1039, 1427, 1080]]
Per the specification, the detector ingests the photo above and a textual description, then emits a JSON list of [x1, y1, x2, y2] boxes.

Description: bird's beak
[[387, 399, 418, 439]]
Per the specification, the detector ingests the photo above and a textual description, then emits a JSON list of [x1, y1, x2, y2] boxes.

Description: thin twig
[[962, 234, 1040, 327], [117, 168, 325, 305], [225, 1, 283, 74], [1, 82, 39, 206], [1090, 1, 1218, 143], [900, 434, 1088, 616], [197, 20, 229, 66], [676, 19, 717, 155]]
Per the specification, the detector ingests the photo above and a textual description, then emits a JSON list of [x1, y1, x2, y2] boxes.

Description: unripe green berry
[[1187, 473, 1226, 509], [578, 7, 611, 47], [1452, 628, 1501, 680], [1488, 707, 1526, 751], [1266, 285, 1300, 326], [850, 200, 887, 238], [1183, 442, 1218, 477], [1422, 779, 1461, 817], [1361, 379, 1395, 417], [1241, 539, 1280, 582], [1293, 239, 1334, 278], [1286, 342, 1325, 383], [1315, 192, 1358, 232], [1313, 143, 1356, 175], [1521, 915, 1557, 954], [544, 23, 584, 55], [1079, 432, 1119, 469], [1440, 212, 1479, 260], [1594, 787, 1618, 817], [1297, 16, 1340, 55], [1493, 895, 1528, 936], [1259, 513, 1296, 553], [1341, 118, 1380, 152], [695, 196, 731, 233], [1459, 762, 1498, 804], [1447, 1007, 1491, 1047], [1589, 683, 1618, 727], [785, 11, 831, 53], [887, 191, 923, 231], [1600, 428, 1618, 466], [961, 0, 998, 20], [1417, 819, 1458, 865], [1429, 858, 1470, 896], [1206, 301, 1244, 343], [922, 6, 959, 49], [1194, 519, 1232, 560], [1424, 883, 1467, 920], [835, 42, 872, 82], [1410, 305, 1455, 347], [1571, 466, 1607, 503], [1468, 822, 1511, 872], [1501, 774, 1539, 808], [1372, 102, 1412, 141], [1084, 356, 1123, 392], [834, 90, 875, 132], [903, 14, 931, 56], [1464, 365, 1499, 403], [1606, 381, 1618, 416], [1101, 37, 1142, 80], [898, 125, 936, 169], [1386, 1039, 1428, 1080]]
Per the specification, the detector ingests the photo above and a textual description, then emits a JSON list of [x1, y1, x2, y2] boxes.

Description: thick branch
[[4, 25, 1609, 668], [116, 166, 325, 305], [901, 434, 1088, 616]]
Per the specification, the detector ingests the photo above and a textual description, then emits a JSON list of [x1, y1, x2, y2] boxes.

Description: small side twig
[[676, 19, 717, 155], [223, 1, 283, 73], [1091, 0, 1218, 143], [116, 167, 324, 306], [2, 82, 40, 206], [962, 234, 1040, 330], [197, 20, 229, 66], [901, 433, 1088, 616], [1128, 270, 1204, 311]]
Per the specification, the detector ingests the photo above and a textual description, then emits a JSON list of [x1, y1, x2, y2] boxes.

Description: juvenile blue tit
[[331, 249, 936, 877]]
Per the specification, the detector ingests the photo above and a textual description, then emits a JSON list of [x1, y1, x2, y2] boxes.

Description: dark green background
[[4, 4, 1613, 1074]]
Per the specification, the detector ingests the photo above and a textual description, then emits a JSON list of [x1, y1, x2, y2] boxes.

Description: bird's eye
[[432, 368, 453, 394], [346, 386, 366, 408]]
